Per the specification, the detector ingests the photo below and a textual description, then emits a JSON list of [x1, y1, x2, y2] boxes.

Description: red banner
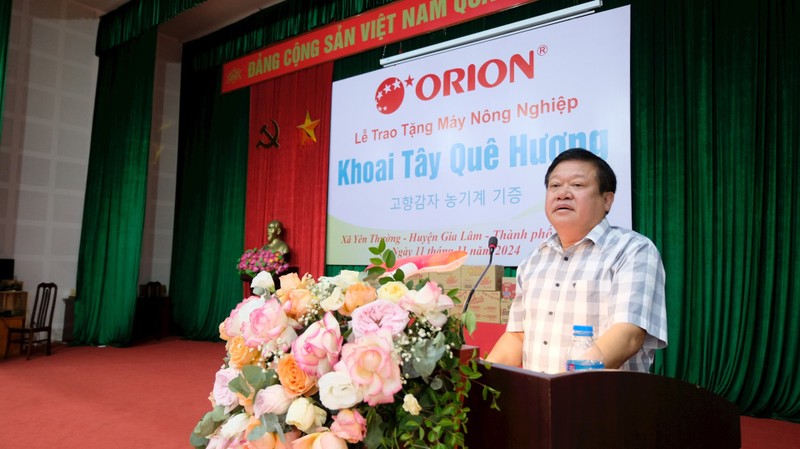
[[245, 63, 334, 278], [222, 0, 537, 93]]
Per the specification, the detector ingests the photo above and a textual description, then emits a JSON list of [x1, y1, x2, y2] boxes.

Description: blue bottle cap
[[573, 324, 593, 335]]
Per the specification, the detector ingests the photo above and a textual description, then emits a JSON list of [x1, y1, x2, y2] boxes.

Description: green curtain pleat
[[0, 0, 11, 144], [73, 29, 158, 346], [631, 0, 800, 421], [169, 66, 249, 341], [95, 0, 208, 55]]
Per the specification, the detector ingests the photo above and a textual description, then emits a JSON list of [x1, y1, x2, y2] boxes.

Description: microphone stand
[[461, 237, 498, 316]]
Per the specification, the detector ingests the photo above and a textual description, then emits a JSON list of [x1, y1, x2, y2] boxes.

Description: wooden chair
[[133, 281, 171, 342], [4, 282, 58, 360]]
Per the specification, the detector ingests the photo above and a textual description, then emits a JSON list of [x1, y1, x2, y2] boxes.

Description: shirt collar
[[540, 218, 610, 252]]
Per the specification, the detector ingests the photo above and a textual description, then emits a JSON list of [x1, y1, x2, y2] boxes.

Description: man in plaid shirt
[[486, 148, 667, 373]]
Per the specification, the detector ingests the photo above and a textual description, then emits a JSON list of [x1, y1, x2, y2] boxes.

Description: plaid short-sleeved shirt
[[506, 218, 667, 373]]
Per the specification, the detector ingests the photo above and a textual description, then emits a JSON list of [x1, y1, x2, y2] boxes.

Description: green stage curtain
[[95, 0, 207, 55], [630, 0, 799, 420], [169, 66, 249, 341], [0, 0, 11, 143], [73, 30, 158, 346]]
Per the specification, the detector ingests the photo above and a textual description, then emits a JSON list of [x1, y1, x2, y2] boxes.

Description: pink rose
[[222, 296, 266, 339], [400, 281, 454, 328], [292, 431, 348, 449], [212, 367, 241, 413], [291, 312, 343, 378], [330, 409, 367, 443], [245, 298, 297, 352], [350, 299, 409, 338], [335, 330, 402, 406], [253, 385, 293, 417]]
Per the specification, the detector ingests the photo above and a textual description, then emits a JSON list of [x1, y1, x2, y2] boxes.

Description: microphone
[[462, 236, 498, 315]]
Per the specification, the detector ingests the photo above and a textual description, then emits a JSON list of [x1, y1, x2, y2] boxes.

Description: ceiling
[[75, 0, 285, 42]]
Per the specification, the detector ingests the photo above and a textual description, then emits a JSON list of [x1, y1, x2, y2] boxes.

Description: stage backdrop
[[327, 6, 632, 266], [246, 62, 334, 277]]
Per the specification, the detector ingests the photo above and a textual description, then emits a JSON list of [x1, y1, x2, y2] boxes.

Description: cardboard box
[[429, 270, 462, 292], [456, 289, 501, 324], [460, 265, 504, 291], [403, 272, 427, 287], [500, 298, 512, 324], [501, 276, 517, 300]]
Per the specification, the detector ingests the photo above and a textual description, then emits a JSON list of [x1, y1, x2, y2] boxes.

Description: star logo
[[375, 77, 405, 115], [297, 111, 320, 144]]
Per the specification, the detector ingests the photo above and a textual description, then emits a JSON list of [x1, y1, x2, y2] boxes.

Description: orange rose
[[292, 431, 348, 449], [283, 288, 314, 320], [275, 273, 303, 300], [340, 282, 377, 316], [276, 354, 317, 397], [226, 335, 258, 369]]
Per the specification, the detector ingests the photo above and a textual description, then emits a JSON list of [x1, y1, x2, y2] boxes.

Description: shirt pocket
[[563, 280, 612, 331]]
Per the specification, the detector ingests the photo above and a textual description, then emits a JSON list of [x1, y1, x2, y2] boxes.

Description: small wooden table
[[1, 316, 25, 358]]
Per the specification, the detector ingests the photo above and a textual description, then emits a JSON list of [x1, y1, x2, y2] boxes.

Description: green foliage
[[190, 405, 228, 447], [462, 310, 477, 335]]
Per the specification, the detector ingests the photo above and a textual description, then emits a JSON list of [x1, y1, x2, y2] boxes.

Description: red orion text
[[414, 51, 535, 101]]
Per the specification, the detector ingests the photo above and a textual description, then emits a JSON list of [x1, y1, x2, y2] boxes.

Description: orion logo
[[373, 51, 536, 114]]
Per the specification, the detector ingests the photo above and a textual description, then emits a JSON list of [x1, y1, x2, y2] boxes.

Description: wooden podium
[[465, 361, 741, 449]]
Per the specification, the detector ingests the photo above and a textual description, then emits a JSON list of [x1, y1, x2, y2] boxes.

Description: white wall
[[0, 0, 180, 342], [140, 35, 180, 292]]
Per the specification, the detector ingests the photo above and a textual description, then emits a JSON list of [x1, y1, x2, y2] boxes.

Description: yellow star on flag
[[297, 111, 321, 144]]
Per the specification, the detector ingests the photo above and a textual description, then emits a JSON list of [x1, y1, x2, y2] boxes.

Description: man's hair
[[544, 148, 617, 194]]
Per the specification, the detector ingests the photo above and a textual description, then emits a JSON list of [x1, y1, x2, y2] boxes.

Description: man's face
[[267, 222, 280, 239], [545, 160, 614, 240]]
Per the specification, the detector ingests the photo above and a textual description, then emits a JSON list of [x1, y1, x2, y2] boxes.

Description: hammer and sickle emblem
[[256, 120, 280, 149]]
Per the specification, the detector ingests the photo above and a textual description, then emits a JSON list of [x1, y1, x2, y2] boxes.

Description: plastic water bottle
[[565, 325, 605, 371]]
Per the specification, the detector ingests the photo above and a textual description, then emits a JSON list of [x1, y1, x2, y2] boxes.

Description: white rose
[[332, 270, 361, 289], [251, 271, 276, 295], [286, 397, 327, 432], [320, 286, 345, 312], [318, 371, 363, 410], [402, 394, 422, 415], [219, 413, 250, 438], [400, 282, 453, 328], [253, 385, 293, 417]]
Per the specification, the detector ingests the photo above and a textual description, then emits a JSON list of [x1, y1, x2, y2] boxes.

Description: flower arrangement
[[238, 248, 289, 278], [192, 240, 499, 449]]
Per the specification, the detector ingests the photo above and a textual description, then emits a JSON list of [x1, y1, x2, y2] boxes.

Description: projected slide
[[327, 6, 631, 266]]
